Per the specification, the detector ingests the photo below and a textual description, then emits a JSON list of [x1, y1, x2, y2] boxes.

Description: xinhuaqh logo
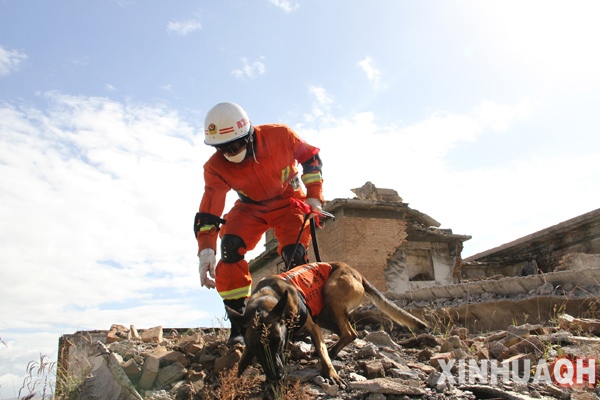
[[437, 357, 596, 388]]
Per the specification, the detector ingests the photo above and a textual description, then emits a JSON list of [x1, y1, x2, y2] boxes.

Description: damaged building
[[461, 207, 600, 279], [249, 181, 472, 293]]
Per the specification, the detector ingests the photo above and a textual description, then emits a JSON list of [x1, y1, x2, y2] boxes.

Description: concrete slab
[[386, 268, 600, 302]]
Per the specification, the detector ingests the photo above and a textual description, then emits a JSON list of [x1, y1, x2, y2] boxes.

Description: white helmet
[[204, 102, 252, 146]]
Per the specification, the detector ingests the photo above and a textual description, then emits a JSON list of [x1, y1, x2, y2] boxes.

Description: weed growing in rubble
[[202, 365, 262, 400], [211, 317, 230, 342], [17, 354, 56, 400], [426, 308, 455, 338], [202, 362, 311, 400], [271, 380, 312, 400], [54, 364, 85, 400]]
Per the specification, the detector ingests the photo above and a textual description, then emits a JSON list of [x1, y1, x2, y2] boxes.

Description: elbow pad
[[194, 212, 226, 238]]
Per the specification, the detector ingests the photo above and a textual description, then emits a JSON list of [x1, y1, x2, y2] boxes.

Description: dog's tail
[[362, 279, 428, 331]]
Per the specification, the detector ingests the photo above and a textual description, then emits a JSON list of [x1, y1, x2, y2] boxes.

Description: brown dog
[[226, 262, 428, 386]]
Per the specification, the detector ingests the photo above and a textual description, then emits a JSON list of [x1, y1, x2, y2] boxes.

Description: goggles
[[214, 135, 249, 155]]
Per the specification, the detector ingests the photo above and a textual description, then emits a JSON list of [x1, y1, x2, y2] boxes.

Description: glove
[[305, 198, 323, 219], [199, 248, 216, 289]]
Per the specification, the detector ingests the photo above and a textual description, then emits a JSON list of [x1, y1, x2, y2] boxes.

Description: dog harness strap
[[293, 291, 309, 334]]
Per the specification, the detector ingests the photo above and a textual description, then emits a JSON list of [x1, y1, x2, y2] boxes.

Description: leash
[[284, 214, 309, 272], [312, 210, 335, 263], [284, 204, 335, 272], [310, 218, 321, 262]]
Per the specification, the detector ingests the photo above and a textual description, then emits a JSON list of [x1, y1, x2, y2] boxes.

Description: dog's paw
[[328, 374, 348, 390]]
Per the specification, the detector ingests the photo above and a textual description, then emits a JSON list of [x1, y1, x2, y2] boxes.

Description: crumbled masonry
[[60, 312, 600, 400]]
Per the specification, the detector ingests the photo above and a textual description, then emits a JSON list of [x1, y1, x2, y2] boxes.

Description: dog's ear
[[225, 306, 246, 328], [269, 291, 289, 321]]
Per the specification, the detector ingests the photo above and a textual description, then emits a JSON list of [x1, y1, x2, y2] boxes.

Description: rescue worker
[[194, 102, 324, 346]]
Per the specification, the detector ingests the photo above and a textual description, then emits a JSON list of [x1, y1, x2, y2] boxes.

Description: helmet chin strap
[[250, 134, 259, 164]]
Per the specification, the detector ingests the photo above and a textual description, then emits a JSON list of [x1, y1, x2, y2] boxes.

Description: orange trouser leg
[[215, 259, 253, 300], [267, 198, 311, 254], [215, 202, 268, 300]]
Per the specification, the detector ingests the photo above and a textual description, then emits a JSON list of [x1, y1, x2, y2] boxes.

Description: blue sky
[[1, 0, 600, 397]]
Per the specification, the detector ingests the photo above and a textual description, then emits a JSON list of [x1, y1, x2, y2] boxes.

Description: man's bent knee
[[221, 234, 247, 263]]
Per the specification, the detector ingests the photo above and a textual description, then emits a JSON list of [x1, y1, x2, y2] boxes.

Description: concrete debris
[[61, 315, 600, 400], [559, 314, 600, 335], [142, 326, 164, 343], [349, 378, 426, 396], [364, 331, 400, 349], [77, 342, 143, 400]]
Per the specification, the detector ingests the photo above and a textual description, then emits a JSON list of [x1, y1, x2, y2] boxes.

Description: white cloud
[[232, 57, 266, 79], [296, 95, 599, 258], [301, 85, 334, 124], [160, 84, 173, 91], [0, 45, 27, 76], [477, 99, 533, 131], [268, 0, 299, 13], [105, 84, 117, 92], [0, 93, 227, 395], [167, 20, 202, 35], [358, 57, 384, 89]]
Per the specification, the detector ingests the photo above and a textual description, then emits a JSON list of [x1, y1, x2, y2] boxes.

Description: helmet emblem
[[208, 123, 217, 135]]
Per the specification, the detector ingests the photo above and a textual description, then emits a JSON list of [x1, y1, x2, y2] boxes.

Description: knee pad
[[281, 243, 308, 269], [221, 234, 247, 263]]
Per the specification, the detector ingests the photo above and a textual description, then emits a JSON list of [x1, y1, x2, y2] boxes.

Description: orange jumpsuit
[[196, 124, 323, 300]]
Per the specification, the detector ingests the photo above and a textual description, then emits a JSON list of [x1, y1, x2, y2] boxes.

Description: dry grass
[[201, 366, 261, 400]]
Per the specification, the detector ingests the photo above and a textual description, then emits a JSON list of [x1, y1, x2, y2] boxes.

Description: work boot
[[281, 243, 308, 272], [224, 298, 246, 346]]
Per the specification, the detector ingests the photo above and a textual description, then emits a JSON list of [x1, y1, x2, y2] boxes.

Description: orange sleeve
[[288, 127, 324, 202], [196, 162, 231, 253]]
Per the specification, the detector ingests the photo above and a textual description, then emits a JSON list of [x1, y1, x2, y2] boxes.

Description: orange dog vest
[[279, 262, 332, 318]]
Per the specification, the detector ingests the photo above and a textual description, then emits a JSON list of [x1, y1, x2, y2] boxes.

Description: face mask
[[224, 147, 247, 163]]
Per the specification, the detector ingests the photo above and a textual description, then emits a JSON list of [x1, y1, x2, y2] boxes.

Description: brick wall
[[308, 215, 408, 292]]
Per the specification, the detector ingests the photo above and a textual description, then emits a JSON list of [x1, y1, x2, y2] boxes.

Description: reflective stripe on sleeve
[[302, 172, 322, 185]]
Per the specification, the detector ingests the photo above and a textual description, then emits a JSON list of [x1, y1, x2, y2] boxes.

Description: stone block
[[141, 326, 163, 343], [139, 355, 159, 390], [187, 344, 203, 355], [503, 325, 530, 347], [429, 352, 452, 370], [363, 360, 385, 379], [349, 378, 425, 395], [121, 358, 142, 382], [440, 335, 468, 353], [213, 349, 242, 375], [107, 324, 129, 344], [156, 362, 187, 388], [130, 325, 141, 341], [488, 341, 508, 359], [365, 331, 399, 348], [197, 354, 216, 372], [500, 336, 545, 361], [151, 349, 190, 368]]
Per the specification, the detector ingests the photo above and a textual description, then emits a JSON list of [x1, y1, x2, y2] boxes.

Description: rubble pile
[[73, 314, 600, 400]]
